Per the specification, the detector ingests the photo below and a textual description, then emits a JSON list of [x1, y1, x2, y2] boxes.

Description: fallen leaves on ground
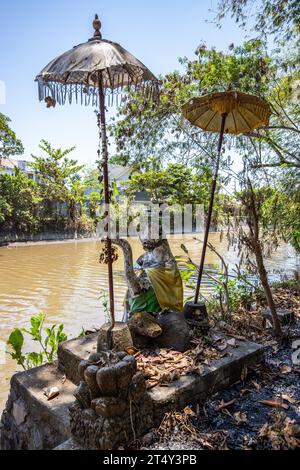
[[136, 348, 194, 388], [136, 334, 224, 388], [258, 412, 300, 450], [157, 407, 228, 450], [216, 284, 300, 343]]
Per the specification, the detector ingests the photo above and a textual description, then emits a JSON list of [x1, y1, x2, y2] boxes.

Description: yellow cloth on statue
[[146, 266, 183, 312]]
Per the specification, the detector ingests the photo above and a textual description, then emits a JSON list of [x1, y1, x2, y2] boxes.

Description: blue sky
[[0, 0, 250, 166]]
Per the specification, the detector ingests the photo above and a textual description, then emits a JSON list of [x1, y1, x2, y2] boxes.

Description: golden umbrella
[[182, 90, 271, 311]]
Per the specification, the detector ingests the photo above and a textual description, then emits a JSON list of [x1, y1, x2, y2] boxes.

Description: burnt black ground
[[191, 342, 300, 449], [142, 324, 300, 450]]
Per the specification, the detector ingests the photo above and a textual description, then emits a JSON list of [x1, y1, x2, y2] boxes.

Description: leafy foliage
[[215, 0, 300, 41], [7, 313, 68, 370], [0, 169, 40, 233], [31, 139, 84, 209], [0, 112, 24, 157], [125, 163, 212, 207]]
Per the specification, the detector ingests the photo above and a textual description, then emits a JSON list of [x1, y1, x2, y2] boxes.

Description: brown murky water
[[0, 234, 298, 410]]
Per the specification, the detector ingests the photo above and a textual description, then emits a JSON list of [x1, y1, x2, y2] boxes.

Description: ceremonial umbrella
[[182, 91, 271, 310], [36, 15, 159, 330]]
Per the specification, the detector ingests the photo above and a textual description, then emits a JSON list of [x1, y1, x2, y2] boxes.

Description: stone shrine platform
[[0, 332, 264, 449]]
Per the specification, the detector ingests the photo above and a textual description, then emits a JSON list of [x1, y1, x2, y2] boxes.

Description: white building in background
[[108, 164, 133, 190], [84, 164, 133, 197], [0, 157, 37, 181]]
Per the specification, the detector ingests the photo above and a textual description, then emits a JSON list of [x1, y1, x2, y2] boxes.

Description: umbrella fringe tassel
[[37, 80, 160, 107]]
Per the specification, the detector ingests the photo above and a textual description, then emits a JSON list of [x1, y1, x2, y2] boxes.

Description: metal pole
[[98, 72, 115, 328], [194, 112, 227, 303]]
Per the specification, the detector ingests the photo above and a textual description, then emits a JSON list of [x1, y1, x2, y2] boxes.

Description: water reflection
[[0, 234, 298, 410]]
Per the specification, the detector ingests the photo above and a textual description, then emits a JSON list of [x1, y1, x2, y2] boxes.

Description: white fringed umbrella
[[36, 15, 159, 332]]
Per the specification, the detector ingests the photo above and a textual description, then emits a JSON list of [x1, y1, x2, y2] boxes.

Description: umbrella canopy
[[181, 90, 271, 308], [35, 15, 159, 333], [35, 15, 159, 105], [182, 91, 271, 134]]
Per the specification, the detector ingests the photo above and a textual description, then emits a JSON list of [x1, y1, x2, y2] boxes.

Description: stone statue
[[107, 230, 191, 352], [71, 350, 152, 449], [111, 230, 184, 318]]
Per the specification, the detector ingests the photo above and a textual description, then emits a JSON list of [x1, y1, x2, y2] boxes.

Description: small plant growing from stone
[[99, 290, 110, 324], [7, 312, 68, 370]]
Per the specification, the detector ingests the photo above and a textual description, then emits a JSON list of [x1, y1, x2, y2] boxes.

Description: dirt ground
[[136, 283, 300, 450]]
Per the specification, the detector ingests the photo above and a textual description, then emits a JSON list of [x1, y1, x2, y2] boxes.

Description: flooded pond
[[0, 233, 298, 410]]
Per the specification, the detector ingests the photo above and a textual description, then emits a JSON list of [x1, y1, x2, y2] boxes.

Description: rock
[[91, 397, 127, 418], [123, 354, 137, 374], [78, 360, 89, 381], [12, 400, 27, 426], [129, 372, 147, 402], [33, 428, 43, 449], [73, 381, 91, 409], [156, 310, 191, 352], [262, 308, 295, 326], [128, 312, 162, 338], [141, 431, 156, 446], [96, 366, 117, 397], [87, 352, 106, 364], [97, 322, 133, 352], [84, 365, 100, 398], [116, 351, 127, 360], [131, 333, 152, 349], [115, 360, 133, 392]]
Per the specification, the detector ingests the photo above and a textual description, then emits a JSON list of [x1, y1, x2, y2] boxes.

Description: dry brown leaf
[[283, 419, 300, 438], [240, 388, 252, 396], [44, 386, 59, 401], [126, 347, 137, 355], [279, 364, 292, 375], [217, 398, 236, 411], [281, 394, 298, 405], [258, 399, 289, 410], [227, 333, 247, 341], [233, 411, 248, 425], [252, 380, 261, 390], [183, 406, 196, 417], [258, 414, 300, 450]]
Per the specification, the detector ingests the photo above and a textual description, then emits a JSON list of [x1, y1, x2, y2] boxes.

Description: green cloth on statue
[[128, 286, 161, 315]]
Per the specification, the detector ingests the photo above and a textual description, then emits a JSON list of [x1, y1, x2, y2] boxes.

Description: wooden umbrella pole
[[98, 73, 115, 327], [194, 112, 227, 303]]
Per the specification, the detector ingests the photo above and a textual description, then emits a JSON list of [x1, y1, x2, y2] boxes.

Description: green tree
[[110, 38, 299, 338], [126, 163, 212, 207], [69, 178, 85, 223], [0, 170, 40, 234], [234, 183, 285, 337], [31, 140, 84, 220], [215, 0, 300, 41], [82, 166, 102, 221], [0, 112, 24, 157]]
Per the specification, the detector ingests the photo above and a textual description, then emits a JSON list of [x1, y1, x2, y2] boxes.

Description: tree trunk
[[254, 242, 282, 337], [244, 181, 283, 339]]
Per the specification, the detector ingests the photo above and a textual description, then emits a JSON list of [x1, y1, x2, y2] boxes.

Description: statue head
[[139, 223, 166, 251]]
